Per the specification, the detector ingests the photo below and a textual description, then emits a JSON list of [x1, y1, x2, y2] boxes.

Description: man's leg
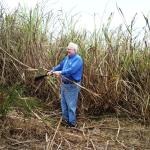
[[61, 84, 69, 122], [64, 84, 80, 126]]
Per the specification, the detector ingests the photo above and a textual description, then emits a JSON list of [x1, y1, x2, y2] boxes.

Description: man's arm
[[52, 59, 65, 71], [47, 57, 66, 75]]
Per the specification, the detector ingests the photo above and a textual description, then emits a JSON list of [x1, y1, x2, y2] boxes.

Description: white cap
[[67, 42, 78, 52]]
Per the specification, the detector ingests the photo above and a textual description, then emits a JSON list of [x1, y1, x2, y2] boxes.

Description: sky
[[2, 0, 150, 32]]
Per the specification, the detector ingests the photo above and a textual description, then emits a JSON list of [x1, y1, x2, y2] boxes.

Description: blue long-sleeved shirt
[[52, 54, 83, 82]]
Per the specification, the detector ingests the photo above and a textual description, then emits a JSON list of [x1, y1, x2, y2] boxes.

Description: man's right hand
[[52, 71, 61, 78]]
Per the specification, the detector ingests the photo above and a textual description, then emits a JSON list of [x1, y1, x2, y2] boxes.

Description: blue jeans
[[60, 83, 80, 125]]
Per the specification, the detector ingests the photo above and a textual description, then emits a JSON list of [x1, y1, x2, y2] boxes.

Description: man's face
[[67, 48, 76, 56]]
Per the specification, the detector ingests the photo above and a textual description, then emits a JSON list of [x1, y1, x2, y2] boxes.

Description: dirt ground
[[0, 109, 150, 150]]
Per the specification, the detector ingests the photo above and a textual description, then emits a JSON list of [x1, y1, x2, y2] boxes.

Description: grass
[[0, 2, 150, 124], [0, 84, 40, 117]]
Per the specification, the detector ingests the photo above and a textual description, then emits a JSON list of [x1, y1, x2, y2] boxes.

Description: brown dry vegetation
[[0, 2, 150, 149]]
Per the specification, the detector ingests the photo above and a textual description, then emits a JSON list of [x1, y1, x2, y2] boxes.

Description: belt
[[62, 80, 80, 84]]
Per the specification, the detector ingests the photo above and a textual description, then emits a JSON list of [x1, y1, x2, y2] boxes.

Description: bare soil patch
[[0, 110, 150, 150]]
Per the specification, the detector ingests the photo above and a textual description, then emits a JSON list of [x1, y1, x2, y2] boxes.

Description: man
[[48, 42, 83, 127]]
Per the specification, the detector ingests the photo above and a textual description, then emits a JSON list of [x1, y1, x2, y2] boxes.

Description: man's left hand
[[53, 71, 61, 77]]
